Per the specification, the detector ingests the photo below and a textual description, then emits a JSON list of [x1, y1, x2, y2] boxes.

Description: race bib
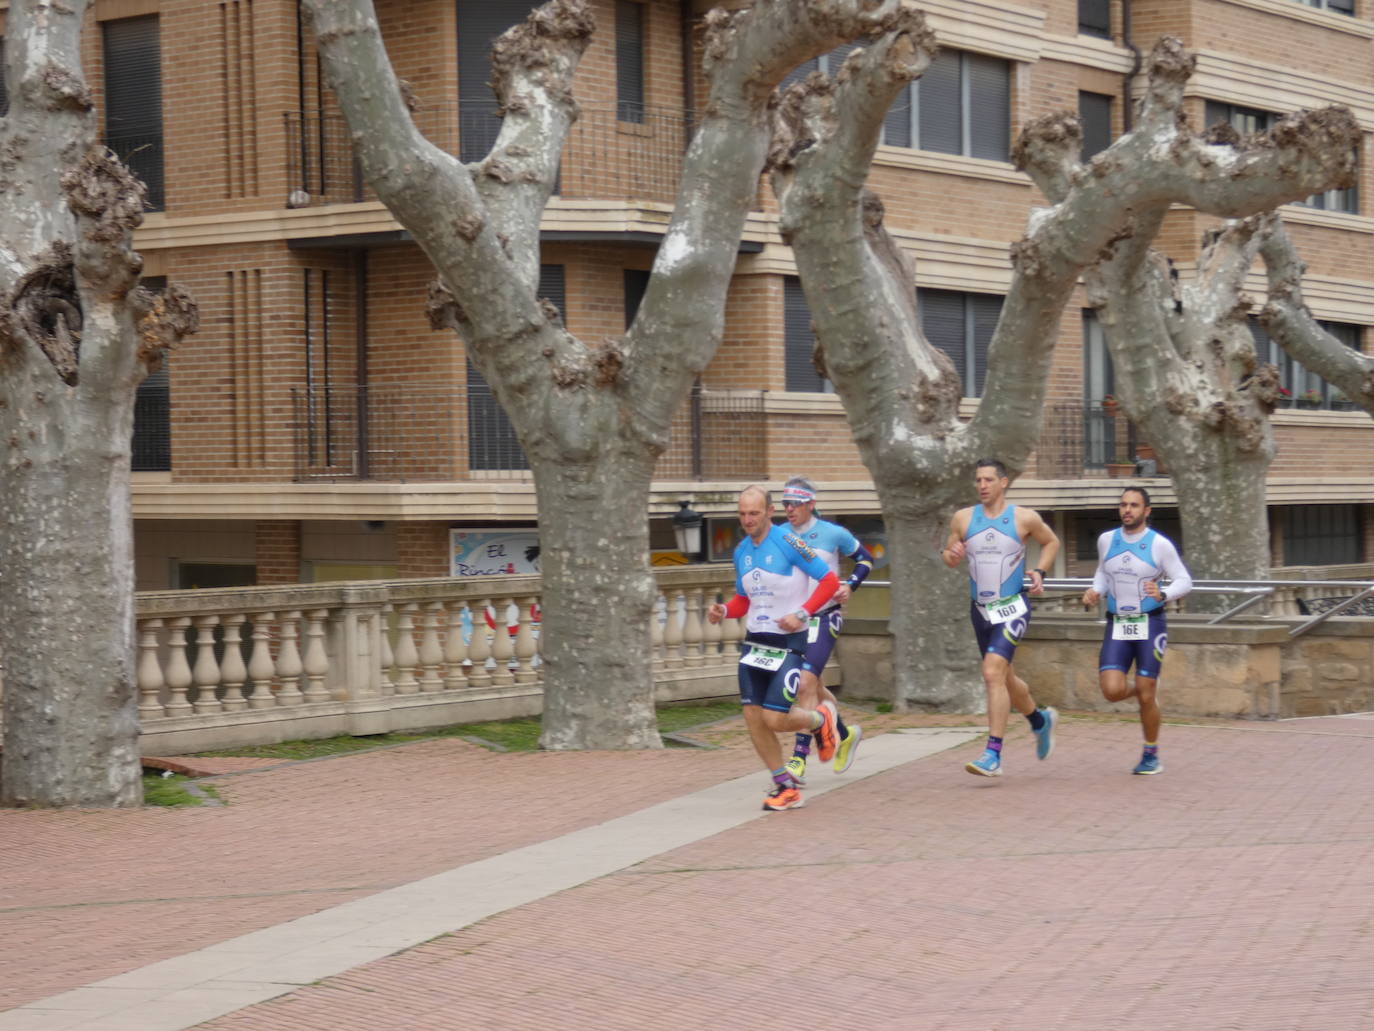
[[983, 593, 1027, 625], [1113, 614, 1148, 641], [805, 616, 820, 644], [741, 645, 788, 671]]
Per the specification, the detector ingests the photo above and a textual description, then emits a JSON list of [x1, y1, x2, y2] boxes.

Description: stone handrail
[[128, 565, 748, 753]]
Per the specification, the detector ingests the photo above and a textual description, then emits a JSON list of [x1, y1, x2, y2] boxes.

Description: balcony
[[290, 384, 768, 483], [284, 101, 695, 210], [1039, 402, 1165, 478]]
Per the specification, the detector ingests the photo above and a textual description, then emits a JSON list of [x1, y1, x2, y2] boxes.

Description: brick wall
[[255, 520, 302, 584]]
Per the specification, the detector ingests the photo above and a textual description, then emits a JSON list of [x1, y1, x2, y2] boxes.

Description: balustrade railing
[[128, 566, 751, 752]]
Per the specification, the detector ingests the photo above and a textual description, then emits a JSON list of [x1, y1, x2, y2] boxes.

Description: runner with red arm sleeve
[[707, 485, 840, 811]]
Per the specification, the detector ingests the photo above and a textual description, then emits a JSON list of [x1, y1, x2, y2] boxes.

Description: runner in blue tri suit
[[1082, 486, 1193, 775], [942, 458, 1061, 779], [778, 476, 874, 786], [706, 485, 841, 811]]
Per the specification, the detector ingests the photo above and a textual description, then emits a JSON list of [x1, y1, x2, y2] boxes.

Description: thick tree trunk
[[0, 375, 142, 806], [1166, 433, 1272, 585], [533, 455, 659, 750]]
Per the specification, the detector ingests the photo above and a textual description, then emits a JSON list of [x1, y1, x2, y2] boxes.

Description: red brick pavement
[[191, 716, 1374, 1031], [6, 715, 1374, 1030]]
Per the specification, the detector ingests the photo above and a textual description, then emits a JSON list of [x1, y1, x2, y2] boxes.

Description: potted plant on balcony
[[1330, 390, 1355, 411], [1101, 393, 1119, 416], [1297, 388, 1322, 409], [1276, 386, 1293, 409]]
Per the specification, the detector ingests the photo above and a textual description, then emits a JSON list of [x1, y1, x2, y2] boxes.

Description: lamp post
[[672, 499, 704, 563]]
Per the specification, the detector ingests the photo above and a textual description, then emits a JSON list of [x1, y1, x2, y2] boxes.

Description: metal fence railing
[[285, 101, 697, 209]]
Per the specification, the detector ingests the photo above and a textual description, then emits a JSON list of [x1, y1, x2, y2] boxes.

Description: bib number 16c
[[741, 646, 787, 671]]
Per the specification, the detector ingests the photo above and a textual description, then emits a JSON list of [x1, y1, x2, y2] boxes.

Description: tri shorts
[[800, 608, 844, 676], [737, 630, 809, 713], [1099, 610, 1168, 679], [969, 593, 1031, 662]]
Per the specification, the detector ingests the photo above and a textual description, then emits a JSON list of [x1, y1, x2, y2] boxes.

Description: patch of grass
[[875, 701, 894, 714], [143, 772, 213, 807], [190, 702, 743, 762]]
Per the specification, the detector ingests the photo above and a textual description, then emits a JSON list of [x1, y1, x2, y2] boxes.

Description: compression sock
[[1026, 708, 1047, 731], [1143, 741, 1158, 757], [986, 735, 1004, 755], [771, 767, 793, 788], [794, 733, 812, 757]]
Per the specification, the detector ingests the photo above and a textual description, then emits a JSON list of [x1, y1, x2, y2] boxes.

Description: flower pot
[[1106, 462, 1136, 478], [1296, 400, 1320, 410]]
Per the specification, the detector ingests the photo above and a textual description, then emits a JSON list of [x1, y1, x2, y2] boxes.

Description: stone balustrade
[[130, 566, 749, 754]]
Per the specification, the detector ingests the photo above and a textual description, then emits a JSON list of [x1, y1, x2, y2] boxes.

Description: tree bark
[[0, 1, 198, 806], [1259, 217, 1374, 416], [772, 35, 1359, 704], [303, 0, 917, 747]]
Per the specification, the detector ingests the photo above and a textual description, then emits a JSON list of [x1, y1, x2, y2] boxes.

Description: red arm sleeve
[[802, 572, 839, 615], [723, 594, 750, 619]]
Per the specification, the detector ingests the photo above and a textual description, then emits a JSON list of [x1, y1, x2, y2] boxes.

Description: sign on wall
[[450, 529, 541, 577]]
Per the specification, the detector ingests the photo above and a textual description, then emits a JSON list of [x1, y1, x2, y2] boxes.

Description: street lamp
[[672, 499, 703, 562]]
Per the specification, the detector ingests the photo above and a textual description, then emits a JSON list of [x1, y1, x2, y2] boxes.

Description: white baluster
[[302, 608, 331, 703], [378, 603, 396, 696], [651, 594, 665, 672], [723, 609, 744, 654], [219, 615, 248, 712], [663, 591, 685, 669], [466, 602, 492, 688], [247, 612, 277, 709], [683, 588, 705, 667], [137, 618, 166, 719], [190, 615, 223, 715], [490, 600, 515, 685], [702, 594, 723, 661], [275, 611, 305, 705], [443, 601, 469, 691], [393, 603, 420, 694], [513, 596, 538, 684], [419, 603, 444, 693], [163, 617, 193, 717]]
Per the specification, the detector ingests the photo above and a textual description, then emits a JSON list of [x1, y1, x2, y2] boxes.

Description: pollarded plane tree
[[1259, 215, 1374, 418], [1083, 119, 1358, 600], [770, 34, 1358, 709], [300, 0, 925, 748], [0, 0, 199, 806]]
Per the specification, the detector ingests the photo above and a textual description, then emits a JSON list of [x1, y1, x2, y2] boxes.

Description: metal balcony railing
[[290, 384, 768, 483], [1040, 402, 1159, 478], [284, 101, 696, 209]]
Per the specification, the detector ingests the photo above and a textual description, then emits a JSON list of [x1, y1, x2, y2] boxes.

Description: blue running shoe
[[1034, 706, 1058, 761], [1133, 753, 1163, 775], [965, 749, 1002, 777]]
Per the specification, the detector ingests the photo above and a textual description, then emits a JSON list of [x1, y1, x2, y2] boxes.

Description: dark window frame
[[102, 14, 165, 211], [615, 0, 646, 124], [881, 49, 1011, 162], [783, 276, 833, 394], [918, 288, 1003, 398], [1283, 504, 1362, 565]]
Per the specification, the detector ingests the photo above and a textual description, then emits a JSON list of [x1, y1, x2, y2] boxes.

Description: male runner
[[941, 458, 1060, 778], [779, 476, 874, 786], [1081, 486, 1192, 775], [707, 485, 841, 811]]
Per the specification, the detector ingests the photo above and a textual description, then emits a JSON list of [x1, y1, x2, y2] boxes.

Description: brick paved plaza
[[3, 710, 1373, 1030]]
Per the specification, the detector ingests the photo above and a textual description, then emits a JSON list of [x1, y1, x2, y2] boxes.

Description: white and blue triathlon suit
[[966, 504, 1030, 661], [790, 515, 874, 676], [731, 524, 834, 713], [1092, 526, 1192, 679]]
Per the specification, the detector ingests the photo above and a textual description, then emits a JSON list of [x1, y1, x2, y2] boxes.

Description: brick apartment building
[[5, 0, 1373, 588]]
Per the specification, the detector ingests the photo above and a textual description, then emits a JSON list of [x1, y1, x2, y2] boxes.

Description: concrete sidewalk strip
[[1, 727, 978, 1031]]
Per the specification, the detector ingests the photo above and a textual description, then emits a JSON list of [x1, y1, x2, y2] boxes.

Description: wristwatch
[[793, 608, 810, 623], [1033, 568, 1049, 578]]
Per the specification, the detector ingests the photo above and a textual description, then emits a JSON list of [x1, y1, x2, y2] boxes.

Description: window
[[1078, 0, 1112, 38], [1079, 92, 1113, 161], [918, 289, 1002, 397], [782, 41, 865, 89], [624, 269, 650, 330], [467, 265, 563, 469], [615, 0, 645, 124], [1283, 505, 1361, 565], [458, 2, 540, 162], [1303, 0, 1354, 14], [103, 15, 164, 211], [133, 277, 170, 472], [1205, 100, 1274, 136], [1207, 101, 1356, 213], [783, 277, 832, 393], [1250, 318, 1364, 409], [882, 49, 1010, 162], [1083, 309, 1117, 467]]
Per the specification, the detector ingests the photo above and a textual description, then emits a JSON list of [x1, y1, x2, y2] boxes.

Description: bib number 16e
[[1113, 614, 1148, 641]]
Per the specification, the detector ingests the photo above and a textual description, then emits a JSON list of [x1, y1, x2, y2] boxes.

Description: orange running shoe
[[814, 700, 840, 763], [762, 784, 805, 811]]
